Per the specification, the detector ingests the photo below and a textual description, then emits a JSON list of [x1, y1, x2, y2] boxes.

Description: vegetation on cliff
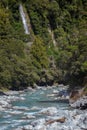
[[0, 0, 87, 90]]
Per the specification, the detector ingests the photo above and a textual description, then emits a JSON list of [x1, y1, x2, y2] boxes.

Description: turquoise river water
[[0, 87, 69, 130]]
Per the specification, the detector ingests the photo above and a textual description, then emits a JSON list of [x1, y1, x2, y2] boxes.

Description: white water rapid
[[19, 4, 30, 34]]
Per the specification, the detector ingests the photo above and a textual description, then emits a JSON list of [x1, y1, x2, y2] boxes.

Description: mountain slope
[[0, 0, 87, 90]]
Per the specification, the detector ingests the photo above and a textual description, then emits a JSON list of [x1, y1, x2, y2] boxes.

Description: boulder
[[45, 117, 66, 125], [69, 87, 87, 109], [0, 91, 7, 96], [39, 107, 58, 116], [69, 90, 81, 104], [70, 96, 87, 109]]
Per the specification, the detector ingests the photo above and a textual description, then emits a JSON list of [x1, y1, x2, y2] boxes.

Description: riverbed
[[0, 86, 87, 130]]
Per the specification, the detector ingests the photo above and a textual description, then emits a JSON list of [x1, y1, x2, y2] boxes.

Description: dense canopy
[[0, 0, 87, 90]]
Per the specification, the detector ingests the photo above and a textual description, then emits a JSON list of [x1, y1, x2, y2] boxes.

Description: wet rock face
[[69, 88, 87, 109], [69, 90, 81, 104]]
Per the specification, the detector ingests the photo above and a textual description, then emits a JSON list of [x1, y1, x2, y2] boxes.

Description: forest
[[0, 0, 87, 90]]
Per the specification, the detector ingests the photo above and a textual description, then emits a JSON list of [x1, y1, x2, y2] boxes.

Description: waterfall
[[19, 4, 30, 34]]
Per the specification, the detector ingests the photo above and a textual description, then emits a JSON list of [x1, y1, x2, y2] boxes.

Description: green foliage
[[0, 0, 87, 89], [0, 7, 13, 37], [30, 36, 49, 69]]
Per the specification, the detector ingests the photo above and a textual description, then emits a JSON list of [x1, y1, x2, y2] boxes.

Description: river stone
[[23, 125, 33, 130], [53, 89, 59, 94], [30, 106, 41, 111], [0, 106, 5, 111], [0, 100, 9, 106], [45, 117, 66, 125], [76, 113, 87, 129], [46, 122, 58, 130], [39, 107, 58, 115], [26, 115, 36, 119], [9, 110, 23, 115], [34, 125, 46, 130], [30, 118, 46, 130], [58, 84, 64, 87]]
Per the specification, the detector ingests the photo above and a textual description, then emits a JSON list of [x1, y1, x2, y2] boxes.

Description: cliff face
[[0, 0, 87, 90]]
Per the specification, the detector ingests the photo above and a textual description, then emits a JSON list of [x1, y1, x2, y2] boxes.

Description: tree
[[30, 36, 49, 69]]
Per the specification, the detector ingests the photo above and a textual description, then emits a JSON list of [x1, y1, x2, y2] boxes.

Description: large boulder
[[70, 96, 87, 109], [69, 87, 87, 109]]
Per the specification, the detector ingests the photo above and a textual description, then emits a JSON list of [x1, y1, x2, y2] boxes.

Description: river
[[0, 86, 87, 130]]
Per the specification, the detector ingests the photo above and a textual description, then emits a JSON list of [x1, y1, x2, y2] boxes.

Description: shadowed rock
[[0, 91, 7, 96]]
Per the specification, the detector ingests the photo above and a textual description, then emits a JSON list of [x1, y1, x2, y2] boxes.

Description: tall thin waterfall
[[19, 4, 30, 34]]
